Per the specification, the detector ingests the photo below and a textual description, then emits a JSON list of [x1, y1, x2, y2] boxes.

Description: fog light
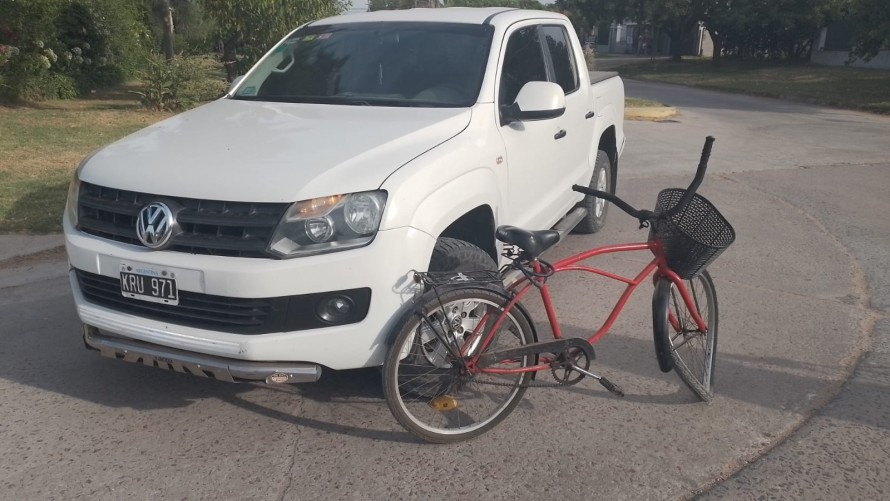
[[317, 295, 354, 323]]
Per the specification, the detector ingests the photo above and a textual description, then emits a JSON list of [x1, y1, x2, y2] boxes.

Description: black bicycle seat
[[496, 226, 560, 258]]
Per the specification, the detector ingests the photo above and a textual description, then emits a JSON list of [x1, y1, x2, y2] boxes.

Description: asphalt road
[[1, 81, 889, 500]]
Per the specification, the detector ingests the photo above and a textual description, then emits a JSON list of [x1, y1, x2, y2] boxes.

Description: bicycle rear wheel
[[653, 270, 718, 402], [383, 287, 535, 443]]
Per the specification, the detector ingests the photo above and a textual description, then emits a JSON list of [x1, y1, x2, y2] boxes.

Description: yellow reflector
[[429, 395, 458, 412]]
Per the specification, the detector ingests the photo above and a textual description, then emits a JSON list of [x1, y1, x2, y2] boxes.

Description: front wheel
[[653, 270, 719, 402], [383, 287, 535, 443]]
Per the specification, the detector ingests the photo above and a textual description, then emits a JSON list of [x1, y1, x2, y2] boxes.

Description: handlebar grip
[[662, 136, 716, 218]]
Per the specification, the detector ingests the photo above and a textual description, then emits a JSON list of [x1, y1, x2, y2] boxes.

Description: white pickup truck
[[64, 7, 625, 384]]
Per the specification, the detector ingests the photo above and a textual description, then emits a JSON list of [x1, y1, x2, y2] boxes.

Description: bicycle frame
[[461, 241, 709, 375]]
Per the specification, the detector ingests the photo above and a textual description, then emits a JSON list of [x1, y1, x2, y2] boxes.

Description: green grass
[[618, 59, 890, 114], [626, 97, 667, 108], [0, 88, 169, 233]]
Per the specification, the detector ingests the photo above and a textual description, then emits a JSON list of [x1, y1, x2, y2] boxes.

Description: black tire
[[383, 287, 535, 443], [653, 271, 718, 402], [429, 237, 496, 272], [572, 149, 612, 234]]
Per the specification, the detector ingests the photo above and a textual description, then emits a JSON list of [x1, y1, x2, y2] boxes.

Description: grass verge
[[626, 97, 667, 108], [618, 59, 890, 114], [0, 87, 168, 233]]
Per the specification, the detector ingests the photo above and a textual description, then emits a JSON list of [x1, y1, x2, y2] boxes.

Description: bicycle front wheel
[[653, 270, 718, 402], [383, 287, 535, 443]]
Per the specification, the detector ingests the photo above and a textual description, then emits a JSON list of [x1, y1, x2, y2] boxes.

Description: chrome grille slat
[[77, 182, 288, 258]]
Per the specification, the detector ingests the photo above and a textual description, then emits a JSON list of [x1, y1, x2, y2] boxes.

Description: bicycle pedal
[[597, 377, 625, 398]]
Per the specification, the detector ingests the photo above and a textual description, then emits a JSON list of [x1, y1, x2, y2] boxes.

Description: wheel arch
[[438, 205, 497, 264]]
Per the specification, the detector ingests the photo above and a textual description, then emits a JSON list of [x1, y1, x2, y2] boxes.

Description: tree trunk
[[162, 5, 175, 60], [223, 36, 239, 82]]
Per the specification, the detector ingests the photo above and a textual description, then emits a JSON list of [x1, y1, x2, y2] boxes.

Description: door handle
[[554, 129, 567, 140], [585, 111, 595, 119]]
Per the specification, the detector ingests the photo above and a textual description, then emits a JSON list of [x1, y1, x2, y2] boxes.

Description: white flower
[[72, 47, 82, 56], [36, 40, 44, 48], [64, 51, 73, 61], [82, 42, 91, 50], [39, 54, 51, 69], [83, 57, 91, 65], [74, 55, 84, 64]]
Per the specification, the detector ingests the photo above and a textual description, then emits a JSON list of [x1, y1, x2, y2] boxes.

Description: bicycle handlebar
[[572, 136, 715, 224]]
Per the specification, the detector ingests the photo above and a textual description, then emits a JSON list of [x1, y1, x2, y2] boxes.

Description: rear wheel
[[653, 271, 718, 401], [383, 287, 535, 443], [573, 149, 612, 234]]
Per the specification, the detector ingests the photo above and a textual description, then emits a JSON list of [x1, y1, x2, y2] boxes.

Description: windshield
[[231, 22, 494, 107]]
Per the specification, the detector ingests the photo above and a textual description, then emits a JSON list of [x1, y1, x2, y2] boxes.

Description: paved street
[[1, 81, 889, 500]]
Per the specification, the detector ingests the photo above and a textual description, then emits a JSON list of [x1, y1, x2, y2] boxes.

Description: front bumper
[[66, 215, 434, 370], [83, 325, 322, 383]]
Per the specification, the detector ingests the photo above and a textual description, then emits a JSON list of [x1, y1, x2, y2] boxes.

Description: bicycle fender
[[651, 278, 675, 373]]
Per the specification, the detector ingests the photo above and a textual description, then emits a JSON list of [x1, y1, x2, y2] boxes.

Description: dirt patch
[[0, 245, 67, 270]]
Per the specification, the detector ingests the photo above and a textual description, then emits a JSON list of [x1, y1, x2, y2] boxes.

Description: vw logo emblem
[[136, 202, 175, 249]]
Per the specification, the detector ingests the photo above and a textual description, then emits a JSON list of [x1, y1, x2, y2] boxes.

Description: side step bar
[[552, 206, 588, 241], [82, 325, 322, 384]]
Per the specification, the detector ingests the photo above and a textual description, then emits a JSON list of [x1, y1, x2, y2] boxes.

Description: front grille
[[77, 182, 289, 258], [74, 269, 372, 335]]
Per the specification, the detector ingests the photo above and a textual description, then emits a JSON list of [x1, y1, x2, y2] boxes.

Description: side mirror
[[501, 81, 566, 125]]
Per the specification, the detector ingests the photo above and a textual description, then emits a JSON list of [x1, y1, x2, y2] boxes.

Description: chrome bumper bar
[[82, 325, 322, 384]]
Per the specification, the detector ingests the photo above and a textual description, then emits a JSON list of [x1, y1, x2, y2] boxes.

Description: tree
[[200, 0, 349, 81], [847, 0, 890, 61]]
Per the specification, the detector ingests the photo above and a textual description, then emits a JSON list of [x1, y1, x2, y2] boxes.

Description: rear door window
[[541, 26, 579, 95]]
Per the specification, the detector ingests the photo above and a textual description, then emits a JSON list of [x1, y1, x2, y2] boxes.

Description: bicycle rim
[[668, 270, 718, 401], [384, 288, 533, 443]]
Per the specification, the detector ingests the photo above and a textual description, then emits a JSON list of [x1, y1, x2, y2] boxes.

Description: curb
[[626, 106, 678, 121]]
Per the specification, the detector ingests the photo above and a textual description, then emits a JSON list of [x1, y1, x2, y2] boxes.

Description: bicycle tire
[[382, 286, 535, 443], [653, 270, 718, 402]]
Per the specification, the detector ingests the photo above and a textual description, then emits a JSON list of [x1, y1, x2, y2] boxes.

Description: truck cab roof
[[312, 7, 567, 28]]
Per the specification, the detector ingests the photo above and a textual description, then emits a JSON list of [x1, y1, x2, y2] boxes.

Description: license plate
[[120, 264, 179, 305]]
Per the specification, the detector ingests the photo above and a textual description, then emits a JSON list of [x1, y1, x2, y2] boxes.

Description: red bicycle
[[382, 137, 736, 443]]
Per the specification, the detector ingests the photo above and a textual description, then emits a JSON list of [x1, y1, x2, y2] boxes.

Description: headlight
[[65, 150, 99, 228], [268, 190, 387, 258]]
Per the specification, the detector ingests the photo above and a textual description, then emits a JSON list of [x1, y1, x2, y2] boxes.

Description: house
[[812, 22, 890, 69]]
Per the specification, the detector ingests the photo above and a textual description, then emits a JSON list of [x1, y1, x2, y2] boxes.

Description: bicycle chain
[[464, 374, 577, 389]]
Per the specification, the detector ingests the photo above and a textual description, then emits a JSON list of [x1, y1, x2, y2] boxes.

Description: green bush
[[132, 54, 228, 111], [0, 0, 147, 101], [55, 0, 148, 92]]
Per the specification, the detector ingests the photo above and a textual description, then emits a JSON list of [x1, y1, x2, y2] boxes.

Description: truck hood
[[80, 98, 471, 202]]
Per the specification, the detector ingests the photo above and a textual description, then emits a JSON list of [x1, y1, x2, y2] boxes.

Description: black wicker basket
[[649, 189, 736, 279]]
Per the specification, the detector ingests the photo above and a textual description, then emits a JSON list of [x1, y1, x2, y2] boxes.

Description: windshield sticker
[[302, 35, 318, 42], [317, 33, 332, 40], [240, 86, 256, 96]]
